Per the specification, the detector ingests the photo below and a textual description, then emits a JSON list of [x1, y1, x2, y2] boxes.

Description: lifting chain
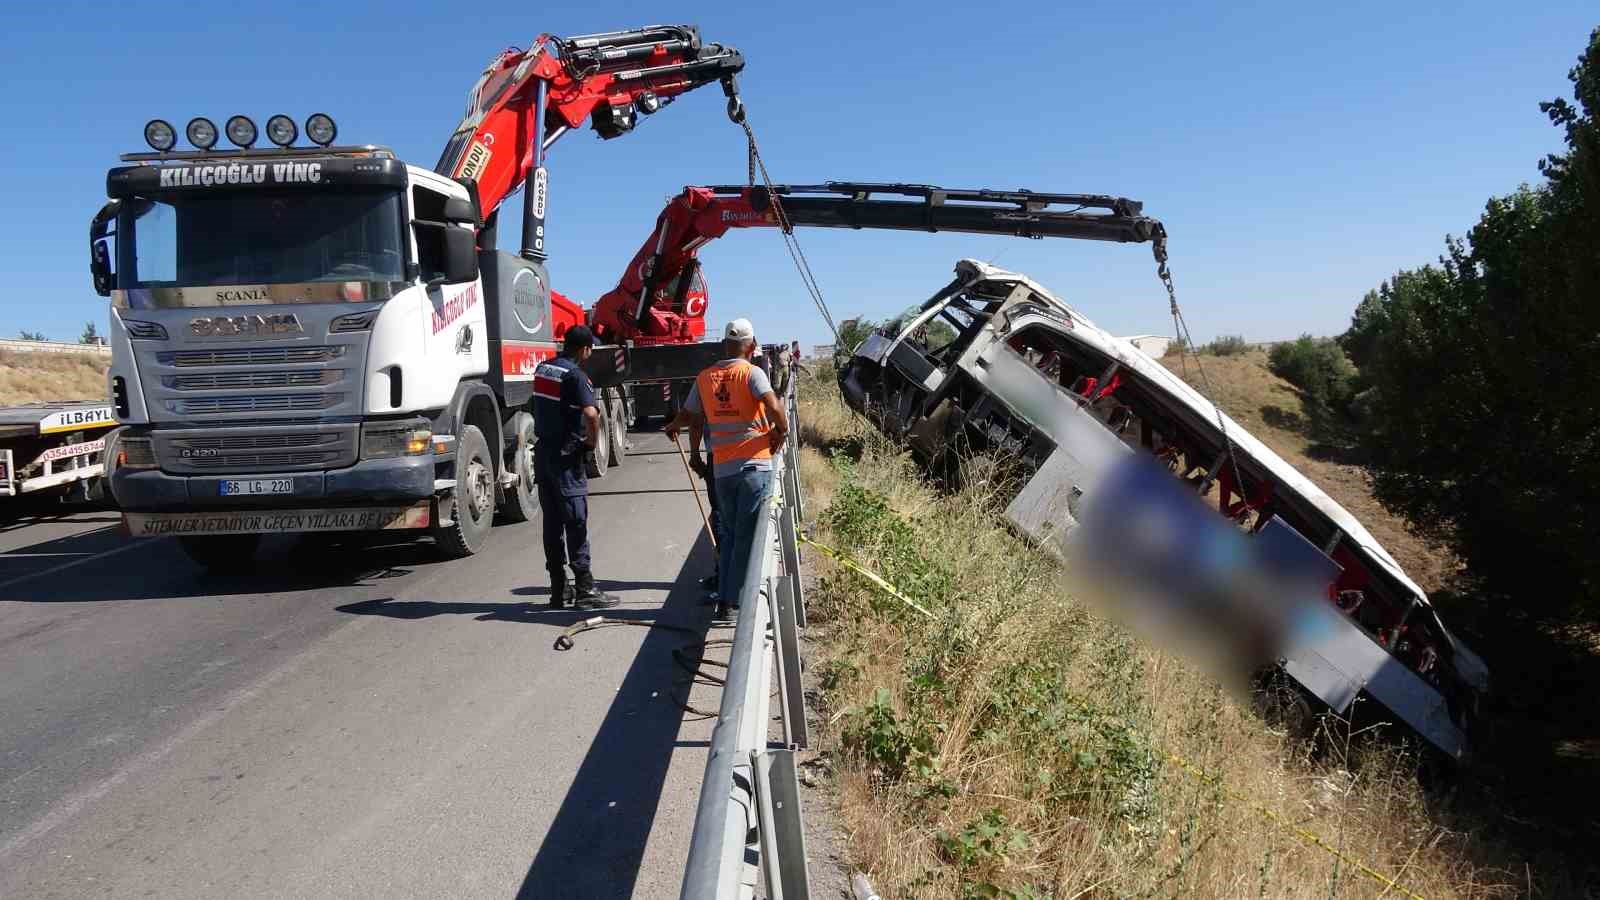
[[1151, 229, 1247, 500], [735, 114, 841, 342]]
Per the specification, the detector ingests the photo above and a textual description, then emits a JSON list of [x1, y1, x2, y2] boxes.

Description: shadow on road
[[335, 530, 720, 899], [0, 530, 446, 603], [510, 579, 681, 597]]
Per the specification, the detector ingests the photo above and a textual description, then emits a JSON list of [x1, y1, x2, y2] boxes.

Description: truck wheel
[[178, 534, 261, 574], [607, 391, 629, 468], [434, 424, 494, 558], [498, 412, 539, 524], [586, 407, 611, 479]]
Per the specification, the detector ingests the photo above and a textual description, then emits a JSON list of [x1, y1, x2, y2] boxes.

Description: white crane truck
[[89, 25, 745, 570]]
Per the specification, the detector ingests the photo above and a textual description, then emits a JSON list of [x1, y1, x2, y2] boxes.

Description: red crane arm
[[590, 182, 1167, 345], [591, 186, 779, 344], [434, 26, 744, 237]]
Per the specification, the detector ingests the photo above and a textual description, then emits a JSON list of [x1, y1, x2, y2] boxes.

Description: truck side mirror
[[89, 201, 119, 297], [91, 242, 114, 296], [442, 226, 479, 285]]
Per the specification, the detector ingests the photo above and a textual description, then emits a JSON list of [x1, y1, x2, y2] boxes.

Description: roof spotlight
[[265, 114, 298, 148], [225, 115, 257, 148], [304, 113, 337, 147], [185, 117, 218, 150], [144, 119, 177, 152]]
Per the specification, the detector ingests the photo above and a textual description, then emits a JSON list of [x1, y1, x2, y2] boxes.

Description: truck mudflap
[[122, 502, 431, 538]]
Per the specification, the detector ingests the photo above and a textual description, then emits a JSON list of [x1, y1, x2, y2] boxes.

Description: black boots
[[547, 572, 576, 609], [573, 569, 619, 610]]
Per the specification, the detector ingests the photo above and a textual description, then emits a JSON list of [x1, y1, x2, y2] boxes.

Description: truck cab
[[90, 119, 616, 569]]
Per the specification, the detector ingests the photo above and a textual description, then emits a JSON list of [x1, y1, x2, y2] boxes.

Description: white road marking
[[0, 537, 149, 594]]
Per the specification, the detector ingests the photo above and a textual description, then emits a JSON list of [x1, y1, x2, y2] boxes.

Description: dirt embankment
[[0, 349, 110, 404]]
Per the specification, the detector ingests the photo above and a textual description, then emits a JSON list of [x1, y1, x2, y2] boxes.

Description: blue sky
[[2, 2, 1593, 349]]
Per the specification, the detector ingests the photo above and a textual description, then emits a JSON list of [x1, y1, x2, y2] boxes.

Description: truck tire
[[498, 412, 539, 524], [178, 534, 262, 574], [606, 390, 629, 468], [585, 407, 610, 479], [434, 424, 494, 558]]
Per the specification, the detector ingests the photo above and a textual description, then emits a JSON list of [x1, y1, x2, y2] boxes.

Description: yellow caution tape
[[797, 534, 936, 620], [1160, 749, 1427, 900], [798, 532, 1427, 899]]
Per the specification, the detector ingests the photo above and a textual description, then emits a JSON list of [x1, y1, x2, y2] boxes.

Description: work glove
[[689, 454, 709, 478]]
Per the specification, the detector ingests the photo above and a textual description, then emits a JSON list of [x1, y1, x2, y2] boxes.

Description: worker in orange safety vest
[[665, 318, 790, 622]]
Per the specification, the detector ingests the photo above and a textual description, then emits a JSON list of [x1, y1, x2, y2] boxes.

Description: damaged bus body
[[839, 259, 1489, 762]]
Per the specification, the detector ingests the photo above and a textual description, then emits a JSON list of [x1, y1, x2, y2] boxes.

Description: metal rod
[[672, 433, 716, 549]]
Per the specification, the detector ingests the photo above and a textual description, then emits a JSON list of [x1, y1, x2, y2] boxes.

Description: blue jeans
[[714, 466, 774, 609]]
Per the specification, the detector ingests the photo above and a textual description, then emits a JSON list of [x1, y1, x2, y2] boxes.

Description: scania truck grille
[[157, 427, 358, 474], [164, 370, 341, 390], [158, 347, 345, 367], [166, 394, 346, 415]]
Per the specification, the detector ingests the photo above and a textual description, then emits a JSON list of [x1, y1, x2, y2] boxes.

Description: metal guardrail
[[680, 378, 811, 900], [0, 339, 111, 356]]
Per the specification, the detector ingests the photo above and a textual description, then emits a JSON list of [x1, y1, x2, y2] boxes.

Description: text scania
[[430, 284, 480, 334], [158, 162, 323, 188]]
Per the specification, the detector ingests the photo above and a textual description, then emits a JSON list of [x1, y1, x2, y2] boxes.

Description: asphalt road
[[0, 431, 728, 899]]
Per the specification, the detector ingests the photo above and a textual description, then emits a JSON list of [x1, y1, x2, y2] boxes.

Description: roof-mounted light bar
[[137, 113, 339, 153]]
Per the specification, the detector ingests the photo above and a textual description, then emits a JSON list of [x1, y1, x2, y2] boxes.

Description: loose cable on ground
[[551, 615, 732, 718]]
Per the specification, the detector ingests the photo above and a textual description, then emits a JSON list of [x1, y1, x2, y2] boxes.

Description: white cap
[[724, 318, 755, 342]]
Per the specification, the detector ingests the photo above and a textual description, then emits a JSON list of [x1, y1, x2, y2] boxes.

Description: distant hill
[[0, 349, 110, 404], [1158, 348, 1458, 593]]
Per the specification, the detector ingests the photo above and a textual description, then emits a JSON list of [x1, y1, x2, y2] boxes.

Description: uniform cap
[[724, 318, 755, 342], [563, 324, 595, 349]]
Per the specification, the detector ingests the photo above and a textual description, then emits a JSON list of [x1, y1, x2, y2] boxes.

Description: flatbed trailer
[[0, 402, 117, 504]]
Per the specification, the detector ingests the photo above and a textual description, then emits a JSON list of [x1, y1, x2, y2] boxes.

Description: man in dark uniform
[[532, 325, 619, 610]]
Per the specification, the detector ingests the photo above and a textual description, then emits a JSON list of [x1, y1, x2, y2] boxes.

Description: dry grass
[[795, 371, 1522, 899], [0, 349, 110, 405]]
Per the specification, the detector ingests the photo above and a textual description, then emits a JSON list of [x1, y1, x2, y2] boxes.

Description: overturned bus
[[839, 259, 1489, 762]]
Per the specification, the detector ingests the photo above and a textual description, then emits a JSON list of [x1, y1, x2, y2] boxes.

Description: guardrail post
[[753, 748, 811, 900], [772, 574, 809, 749], [779, 505, 806, 628]]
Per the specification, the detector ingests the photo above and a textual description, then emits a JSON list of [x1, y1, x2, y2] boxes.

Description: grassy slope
[[795, 369, 1526, 899], [0, 349, 110, 404]]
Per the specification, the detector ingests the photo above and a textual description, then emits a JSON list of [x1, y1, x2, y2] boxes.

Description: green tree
[[80, 321, 100, 345], [18, 330, 47, 341], [1347, 28, 1600, 610]]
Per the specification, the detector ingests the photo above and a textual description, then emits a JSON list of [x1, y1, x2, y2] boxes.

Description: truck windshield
[[117, 189, 405, 290]]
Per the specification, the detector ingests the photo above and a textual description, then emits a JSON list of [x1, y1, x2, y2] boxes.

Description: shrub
[[1198, 334, 1249, 356], [1266, 334, 1356, 415]]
